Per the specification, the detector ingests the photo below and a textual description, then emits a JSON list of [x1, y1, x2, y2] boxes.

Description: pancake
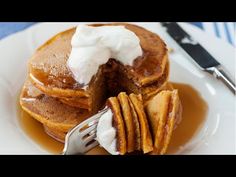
[[117, 92, 135, 153], [29, 23, 168, 111], [20, 79, 181, 154], [20, 79, 92, 133], [129, 93, 153, 154], [128, 96, 141, 151], [44, 125, 66, 143], [145, 90, 182, 154], [145, 90, 172, 154], [30, 62, 107, 113], [140, 60, 169, 100], [159, 90, 182, 154], [100, 23, 168, 86], [107, 97, 127, 155], [59, 96, 89, 109], [115, 57, 169, 98]]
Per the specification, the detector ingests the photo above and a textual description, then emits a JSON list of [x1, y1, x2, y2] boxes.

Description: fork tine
[[76, 115, 100, 132], [63, 108, 109, 155], [88, 119, 99, 127], [89, 129, 96, 135], [84, 133, 97, 144], [76, 108, 108, 132], [80, 124, 97, 137], [85, 141, 99, 152]]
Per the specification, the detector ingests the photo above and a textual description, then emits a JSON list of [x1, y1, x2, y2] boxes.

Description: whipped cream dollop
[[96, 109, 119, 155], [67, 24, 143, 85]]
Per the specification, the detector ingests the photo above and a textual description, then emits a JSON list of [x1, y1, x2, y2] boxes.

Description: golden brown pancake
[[164, 82, 174, 90], [20, 79, 181, 154], [44, 125, 66, 143], [129, 93, 153, 154], [107, 97, 127, 155], [29, 23, 168, 111], [20, 79, 92, 133], [159, 90, 182, 154], [140, 60, 169, 100], [117, 92, 135, 153], [145, 90, 172, 154], [59, 96, 89, 109], [116, 59, 170, 102], [145, 90, 182, 155], [127, 96, 141, 151], [30, 63, 107, 113]]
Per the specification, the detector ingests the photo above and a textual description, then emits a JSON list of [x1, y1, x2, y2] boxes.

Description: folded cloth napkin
[[0, 22, 235, 47], [191, 22, 235, 46]]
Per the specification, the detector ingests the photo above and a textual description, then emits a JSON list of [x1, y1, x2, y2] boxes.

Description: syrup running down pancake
[[29, 23, 169, 112], [20, 79, 92, 134]]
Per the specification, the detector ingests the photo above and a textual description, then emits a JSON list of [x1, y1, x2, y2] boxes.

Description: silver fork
[[62, 108, 108, 155]]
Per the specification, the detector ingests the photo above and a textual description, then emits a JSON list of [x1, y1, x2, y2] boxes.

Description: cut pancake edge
[[138, 54, 169, 87], [19, 79, 91, 133], [127, 96, 141, 151], [145, 89, 182, 155], [159, 90, 182, 154], [20, 101, 76, 133], [44, 125, 66, 143], [150, 91, 172, 154], [117, 92, 136, 153], [141, 59, 170, 101], [29, 73, 90, 98], [59, 97, 90, 110], [129, 93, 154, 154], [107, 97, 127, 155]]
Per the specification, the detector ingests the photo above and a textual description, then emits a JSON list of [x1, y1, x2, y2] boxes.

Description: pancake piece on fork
[[117, 92, 136, 152], [107, 97, 127, 155], [129, 93, 153, 154], [145, 90, 182, 154]]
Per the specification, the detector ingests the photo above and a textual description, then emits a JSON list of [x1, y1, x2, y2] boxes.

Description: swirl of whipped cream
[[67, 24, 142, 85]]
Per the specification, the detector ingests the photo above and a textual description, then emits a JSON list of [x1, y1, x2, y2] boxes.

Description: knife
[[160, 22, 236, 95]]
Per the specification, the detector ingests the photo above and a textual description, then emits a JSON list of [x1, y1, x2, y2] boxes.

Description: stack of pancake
[[107, 92, 153, 154], [20, 23, 180, 154], [104, 88, 181, 155]]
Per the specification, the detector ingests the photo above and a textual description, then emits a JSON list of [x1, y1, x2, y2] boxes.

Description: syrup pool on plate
[[166, 83, 208, 154], [18, 83, 208, 154]]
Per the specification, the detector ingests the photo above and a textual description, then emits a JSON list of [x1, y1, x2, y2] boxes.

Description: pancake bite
[[145, 90, 182, 154], [97, 92, 153, 155]]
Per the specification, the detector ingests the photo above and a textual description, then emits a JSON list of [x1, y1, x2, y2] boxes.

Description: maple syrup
[[18, 107, 64, 154], [18, 82, 208, 154], [166, 82, 208, 154]]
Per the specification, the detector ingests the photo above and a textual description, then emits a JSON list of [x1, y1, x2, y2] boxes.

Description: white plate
[[0, 22, 235, 154]]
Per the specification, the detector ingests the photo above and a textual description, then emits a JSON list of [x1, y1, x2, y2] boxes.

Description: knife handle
[[206, 66, 236, 95]]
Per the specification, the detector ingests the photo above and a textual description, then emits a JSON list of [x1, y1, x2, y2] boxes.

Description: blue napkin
[[191, 22, 235, 46], [0, 22, 35, 39]]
